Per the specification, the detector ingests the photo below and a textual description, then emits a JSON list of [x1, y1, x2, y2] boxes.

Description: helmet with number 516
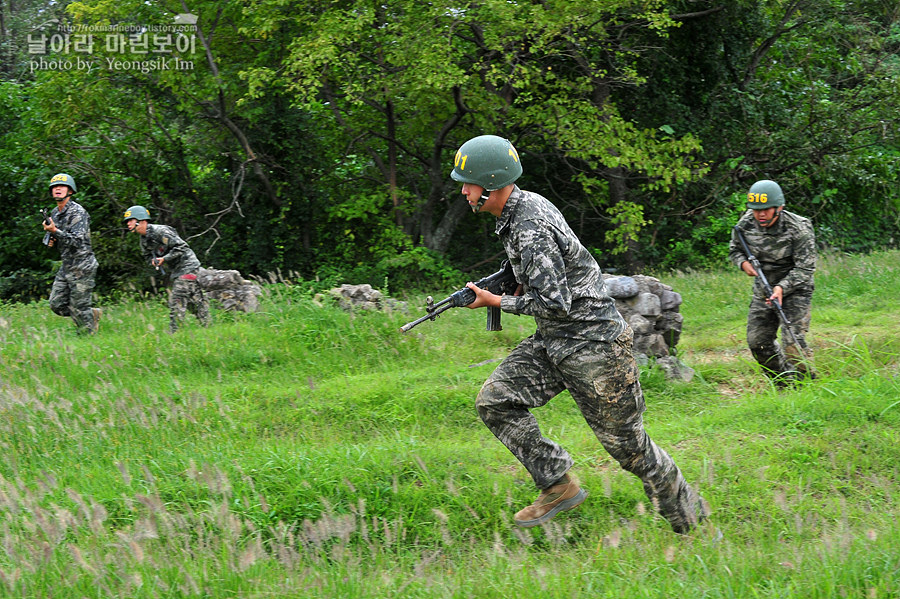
[[746, 180, 785, 210]]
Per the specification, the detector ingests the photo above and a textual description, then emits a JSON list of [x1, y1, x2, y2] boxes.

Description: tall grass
[[0, 250, 898, 597]]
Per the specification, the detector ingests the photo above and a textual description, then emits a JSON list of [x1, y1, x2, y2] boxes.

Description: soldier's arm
[[499, 223, 572, 319], [728, 216, 751, 269], [139, 234, 155, 264], [158, 228, 191, 262], [776, 221, 816, 296], [52, 207, 90, 248]]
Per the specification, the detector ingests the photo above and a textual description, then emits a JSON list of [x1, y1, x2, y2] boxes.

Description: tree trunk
[[430, 195, 471, 255]]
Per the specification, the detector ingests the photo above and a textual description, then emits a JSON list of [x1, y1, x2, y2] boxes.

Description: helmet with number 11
[[451, 135, 522, 189], [451, 135, 522, 213]]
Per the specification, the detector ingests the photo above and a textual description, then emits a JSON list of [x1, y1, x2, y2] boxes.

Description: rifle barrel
[[399, 303, 453, 333]]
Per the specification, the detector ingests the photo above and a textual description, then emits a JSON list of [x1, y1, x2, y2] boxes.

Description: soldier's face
[[461, 182, 486, 211], [752, 207, 781, 227], [125, 219, 148, 234], [51, 185, 69, 200]]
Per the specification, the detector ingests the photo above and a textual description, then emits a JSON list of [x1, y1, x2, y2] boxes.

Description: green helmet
[[123, 205, 151, 222], [49, 173, 76, 193], [746, 180, 785, 209], [451, 135, 522, 191]]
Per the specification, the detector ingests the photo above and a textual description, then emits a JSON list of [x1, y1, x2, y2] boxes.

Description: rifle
[[400, 260, 518, 333], [733, 225, 806, 359], [151, 246, 167, 277], [40, 209, 56, 247]]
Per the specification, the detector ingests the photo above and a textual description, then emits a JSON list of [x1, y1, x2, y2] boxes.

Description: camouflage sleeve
[[53, 205, 90, 249], [159, 227, 191, 263], [775, 220, 816, 295], [727, 214, 752, 269], [140, 235, 154, 264], [499, 222, 572, 319]]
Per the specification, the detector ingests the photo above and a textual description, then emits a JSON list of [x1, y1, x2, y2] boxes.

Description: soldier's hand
[[740, 260, 757, 277], [767, 285, 784, 306], [42, 218, 57, 234], [464, 282, 501, 309]]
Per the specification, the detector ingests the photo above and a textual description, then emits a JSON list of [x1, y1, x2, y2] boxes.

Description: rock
[[655, 356, 695, 383], [198, 268, 262, 312], [634, 332, 669, 359], [625, 291, 661, 318], [659, 289, 683, 311], [627, 314, 654, 336], [315, 284, 407, 313], [604, 273, 690, 380], [655, 311, 684, 348], [606, 276, 639, 299]]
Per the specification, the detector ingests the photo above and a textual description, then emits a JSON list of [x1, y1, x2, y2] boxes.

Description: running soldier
[[451, 135, 709, 534], [123, 205, 211, 333], [729, 179, 817, 385], [41, 173, 101, 334]]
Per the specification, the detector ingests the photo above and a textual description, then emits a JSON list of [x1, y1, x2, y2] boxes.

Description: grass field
[[0, 249, 898, 597]]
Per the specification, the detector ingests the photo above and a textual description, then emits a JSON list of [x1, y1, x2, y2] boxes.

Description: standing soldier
[[728, 179, 817, 385], [452, 135, 710, 534], [41, 173, 101, 334], [123, 205, 211, 333]]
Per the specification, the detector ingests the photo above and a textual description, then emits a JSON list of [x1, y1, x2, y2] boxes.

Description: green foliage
[[0, 251, 899, 595], [0, 0, 897, 300], [604, 200, 647, 255], [621, 0, 900, 270], [658, 192, 748, 271]]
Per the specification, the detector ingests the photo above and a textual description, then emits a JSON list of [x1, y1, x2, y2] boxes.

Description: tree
[[242, 0, 709, 272], [618, 0, 900, 268]]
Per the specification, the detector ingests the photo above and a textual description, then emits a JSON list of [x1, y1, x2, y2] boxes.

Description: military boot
[[785, 343, 817, 380], [514, 473, 587, 528]]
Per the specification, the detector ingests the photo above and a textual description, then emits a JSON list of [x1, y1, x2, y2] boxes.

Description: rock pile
[[604, 274, 694, 382], [315, 284, 408, 313], [198, 268, 263, 313]]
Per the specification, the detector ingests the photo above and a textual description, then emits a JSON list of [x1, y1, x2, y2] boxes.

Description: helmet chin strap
[[472, 190, 491, 213]]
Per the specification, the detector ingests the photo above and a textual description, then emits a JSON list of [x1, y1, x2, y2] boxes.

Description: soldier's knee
[[746, 327, 776, 348], [475, 381, 504, 419], [474, 384, 492, 411]]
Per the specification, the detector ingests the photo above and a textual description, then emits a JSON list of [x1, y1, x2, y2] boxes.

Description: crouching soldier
[[123, 205, 211, 333], [728, 180, 816, 385]]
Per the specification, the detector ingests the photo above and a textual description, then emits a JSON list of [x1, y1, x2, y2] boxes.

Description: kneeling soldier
[[123, 205, 211, 333]]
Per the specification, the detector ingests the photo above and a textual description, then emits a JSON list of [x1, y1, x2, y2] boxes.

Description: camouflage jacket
[[728, 209, 816, 298], [140, 224, 201, 278], [49, 200, 98, 275], [496, 186, 626, 362]]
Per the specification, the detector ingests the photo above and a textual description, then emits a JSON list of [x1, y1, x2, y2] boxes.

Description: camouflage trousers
[[476, 328, 706, 533], [169, 275, 211, 333], [49, 263, 97, 333], [746, 287, 815, 380]]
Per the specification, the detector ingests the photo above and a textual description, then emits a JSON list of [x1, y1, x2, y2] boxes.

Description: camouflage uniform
[[140, 224, 210, 333], [478, 186, 707, 533], [729, 210, 816, 380], [47, 200, 99, 333]]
